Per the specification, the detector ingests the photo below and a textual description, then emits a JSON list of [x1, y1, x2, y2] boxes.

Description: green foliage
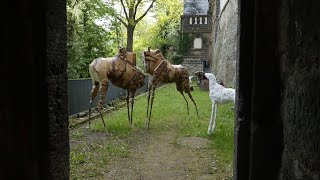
[[178, 33, 195, 54], [134, 0, 186, 64], [67, 0, 121, 79]]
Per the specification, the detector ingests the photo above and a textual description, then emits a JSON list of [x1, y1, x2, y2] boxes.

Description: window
[[194, 38, 202, 49]]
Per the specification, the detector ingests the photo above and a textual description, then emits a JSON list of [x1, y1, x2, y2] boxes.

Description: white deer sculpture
[[204, 73, 235, 135]]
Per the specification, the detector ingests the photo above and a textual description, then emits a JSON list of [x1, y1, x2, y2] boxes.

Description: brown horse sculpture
[[142, 48, 199, 128], [88, 47, 145, 128]]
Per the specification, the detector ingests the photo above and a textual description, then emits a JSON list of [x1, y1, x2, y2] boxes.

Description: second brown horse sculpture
[[142, 48, 199, 128], [88, 47, 145, 128]]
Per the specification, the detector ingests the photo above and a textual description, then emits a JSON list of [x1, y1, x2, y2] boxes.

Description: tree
[[134, 0, 185, 64], [116, 0, 156, 51], [67, 0, 120, 78]]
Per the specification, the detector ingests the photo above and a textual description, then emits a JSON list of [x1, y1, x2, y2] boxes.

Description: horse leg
[[145, 83, 152, 127], [126, 90, 131, 126], [208, 101, 215, 135], [98, 81, 108, 128], [130, 90, 136, 126], [147, 87, 156, 129], [179, 91, 189, 116], [187, 91, 199, 119], [88, 81, 100, 128]]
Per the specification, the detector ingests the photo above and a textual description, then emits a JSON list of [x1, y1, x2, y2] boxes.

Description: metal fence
[[68, 77, 149, 116]]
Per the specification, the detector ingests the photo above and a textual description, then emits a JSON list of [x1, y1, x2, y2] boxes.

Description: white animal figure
[[205, 73, 235, 135], [189, 76, 194, 91], [189, 76, 193, 84]]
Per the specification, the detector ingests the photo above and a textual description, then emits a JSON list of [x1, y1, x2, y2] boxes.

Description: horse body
[[88, 47, 145, 128], [142, 48, 199, 128]]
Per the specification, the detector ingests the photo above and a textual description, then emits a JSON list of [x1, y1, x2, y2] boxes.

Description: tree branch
[[133, 0, 143, 19], [135, 0, 156, 23], [120, 0, 129, 20], [116, 16, 128, 28]]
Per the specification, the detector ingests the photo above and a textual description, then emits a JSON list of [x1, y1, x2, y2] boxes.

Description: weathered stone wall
[[278, 0, 320, 179], [212, 0, 238, 88], [2, 0, 69, 179], [47, 0, 70, 179], [181, 32, 212, 75], [235, 0, 320, 179], [182, 57, 204, 75]]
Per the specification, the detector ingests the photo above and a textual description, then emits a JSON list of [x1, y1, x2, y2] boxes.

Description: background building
[[180, 0, 213, 75]]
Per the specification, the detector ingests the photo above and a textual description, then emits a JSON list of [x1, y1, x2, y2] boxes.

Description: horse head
[[117, 47, 136, 65], [142, 48, 165, 74]]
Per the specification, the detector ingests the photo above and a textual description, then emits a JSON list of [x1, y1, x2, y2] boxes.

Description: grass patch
[[70, 83, 235, 179]]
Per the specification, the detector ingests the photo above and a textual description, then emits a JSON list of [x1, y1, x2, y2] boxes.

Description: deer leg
[[88, 81, 100, 128], [147, 86, 156, 129], [212, 103, 218, 133], [208, 101, 215, 135], [187, 91, 199, 119], [98, 81, 108, 128], [179, 91, 190, 116]]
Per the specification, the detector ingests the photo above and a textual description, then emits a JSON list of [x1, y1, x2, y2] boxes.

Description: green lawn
[[70, 83, 235, 179]]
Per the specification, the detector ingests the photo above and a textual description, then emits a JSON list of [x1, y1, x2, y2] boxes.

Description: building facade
[[180, 0, 213, 75]]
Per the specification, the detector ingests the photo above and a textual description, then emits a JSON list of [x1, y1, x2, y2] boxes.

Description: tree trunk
[[127, 25, 135, 52]]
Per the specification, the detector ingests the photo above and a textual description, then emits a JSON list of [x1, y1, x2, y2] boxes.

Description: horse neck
[[148, 59, 163, 74]]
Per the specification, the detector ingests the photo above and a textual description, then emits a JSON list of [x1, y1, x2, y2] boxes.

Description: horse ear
[[148, 47, 151, 52], [155, 49, 161, 53]]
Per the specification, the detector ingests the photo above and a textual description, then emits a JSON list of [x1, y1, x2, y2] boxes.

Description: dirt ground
[[71, 120, 233, 179], [75, 124, 231, 180]]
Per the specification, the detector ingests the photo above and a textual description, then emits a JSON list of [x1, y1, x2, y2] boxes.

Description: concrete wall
[[212, 0, 238, 87]]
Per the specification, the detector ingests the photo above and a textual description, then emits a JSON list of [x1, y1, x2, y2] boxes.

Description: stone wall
[[235, 0, 320, 179], [181, 32, 212, 75], [182, 57, 204, 76], [278, 0, 320, 179], [2, 0, 69, 179], [211, 0, 238, 88]]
